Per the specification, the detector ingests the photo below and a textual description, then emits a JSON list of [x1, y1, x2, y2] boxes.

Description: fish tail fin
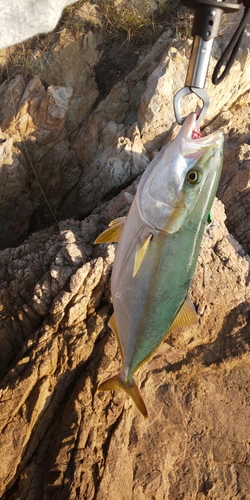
[[98, 372, 148, 418]]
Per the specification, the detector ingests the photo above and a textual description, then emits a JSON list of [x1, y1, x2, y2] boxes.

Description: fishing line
[[6, 57, 60, 231]]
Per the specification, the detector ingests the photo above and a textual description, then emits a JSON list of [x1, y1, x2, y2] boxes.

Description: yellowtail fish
[[95, 113, 224, 417]]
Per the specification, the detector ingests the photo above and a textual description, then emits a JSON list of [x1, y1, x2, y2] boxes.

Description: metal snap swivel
[[173, 87, 210, 126]]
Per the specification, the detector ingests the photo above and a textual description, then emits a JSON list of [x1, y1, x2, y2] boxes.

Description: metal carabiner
[[173, 86, 210, 126], [173, 0, 241, 126]]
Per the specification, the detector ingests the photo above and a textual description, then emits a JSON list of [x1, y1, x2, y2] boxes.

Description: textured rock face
[[35, 29, 102, 131], [0, 5, 250, 499], [0, 7, 250, 248], [205, 92, 250, 254], [0, 75, 76, 247], [0, 194, 249, 500], [138, 6, 250, 150]]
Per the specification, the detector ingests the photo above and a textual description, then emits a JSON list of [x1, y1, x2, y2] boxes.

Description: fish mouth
[[179, 113, 224, 159]]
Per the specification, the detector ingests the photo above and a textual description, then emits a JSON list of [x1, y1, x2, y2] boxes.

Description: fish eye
[[186, 169, 200, 185]]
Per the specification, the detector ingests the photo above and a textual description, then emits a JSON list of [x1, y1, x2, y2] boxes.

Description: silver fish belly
[[95, 112, 224, 417]]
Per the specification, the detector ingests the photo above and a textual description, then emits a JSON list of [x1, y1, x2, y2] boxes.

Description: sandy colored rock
[[138, 7, 250, 151], [72, 29, 174, 166], [73, 2, 103, 27], [0, 6, 249, 249], [0, 75, 73, 144], [0, 8, 250, 497], [0, 74, 27, 135], [204, 90, 250, 254], [0, 191, 249, 499], [0, 76, 78, 246], [0, 138, 32, 248], [34, 29, 101, 130], [61, 124, 150, 219]]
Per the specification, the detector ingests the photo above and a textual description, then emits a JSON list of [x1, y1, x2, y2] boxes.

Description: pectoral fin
[[98, 372, 148, 418], [168, 296, 198, 333], [109, 217, 126, 227], [94, 217, 126, 244], [133, 233, 152, 277]]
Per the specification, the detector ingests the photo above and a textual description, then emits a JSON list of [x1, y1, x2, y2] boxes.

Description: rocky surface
[[207, 92, 250, 255], [0, 5, 250, 248], [0, 2, 250, 499], [0, 193, 249, 500]]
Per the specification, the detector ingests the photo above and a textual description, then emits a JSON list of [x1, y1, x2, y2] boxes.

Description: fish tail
[[98, 372, 148, 418]]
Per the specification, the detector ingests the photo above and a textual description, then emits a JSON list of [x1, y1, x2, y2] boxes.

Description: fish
[[95, 112, 224, 417]]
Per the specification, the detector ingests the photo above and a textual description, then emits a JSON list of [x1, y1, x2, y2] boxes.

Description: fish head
[[136, 113, 224, 233]]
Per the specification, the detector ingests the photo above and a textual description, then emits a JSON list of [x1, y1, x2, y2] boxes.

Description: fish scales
[[95, 112, 224, 417]]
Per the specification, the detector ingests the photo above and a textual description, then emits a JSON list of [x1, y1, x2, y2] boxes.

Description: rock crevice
[[0, 5, 250, 499]]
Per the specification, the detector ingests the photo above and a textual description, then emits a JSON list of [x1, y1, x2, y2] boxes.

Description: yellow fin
[[168, 296, 198, 333], [108, 312, 118, 335], [98, 372, 148, 418], [133, 233, 152, 277], [135, 296, 198, 372], [94, 217, 126, 244], [109, 217, 126, 227]]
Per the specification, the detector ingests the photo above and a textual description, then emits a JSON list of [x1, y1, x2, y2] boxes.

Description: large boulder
[[0, 5, 250, 498], [0, 188, 249, 499], [1, 6, 250, 248]]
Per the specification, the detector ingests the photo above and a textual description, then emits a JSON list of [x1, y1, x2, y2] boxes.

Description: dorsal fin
[[168, 296, 198, 333], [133, 233, 152, 277], [94, 217, 126, 244]]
